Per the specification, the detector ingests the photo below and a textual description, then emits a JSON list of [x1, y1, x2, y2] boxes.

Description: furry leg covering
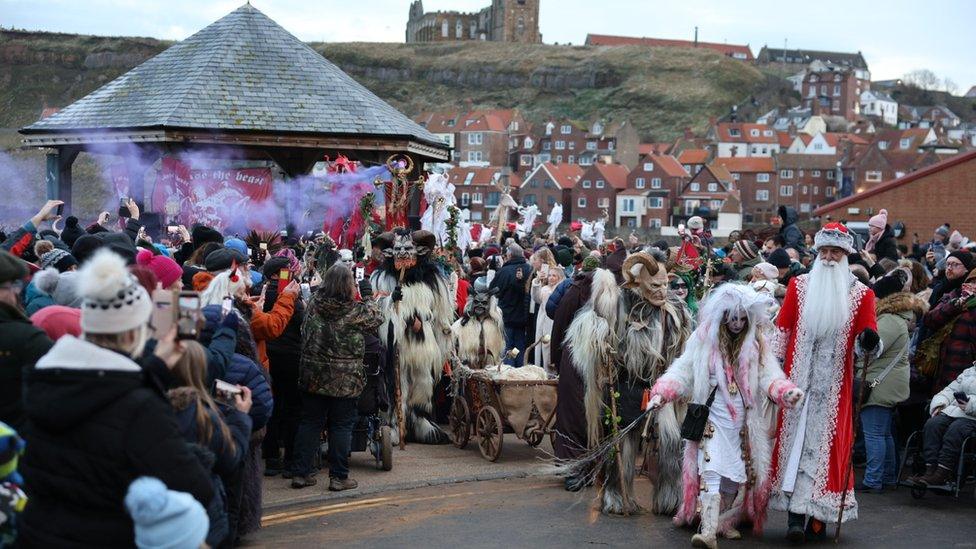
[[692, 493, 720, 549], [653, 402, 684, 515], [600, 430, 643, 515]]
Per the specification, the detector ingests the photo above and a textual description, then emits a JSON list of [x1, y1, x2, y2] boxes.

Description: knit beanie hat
[[223, 237, 248, 257], [581, 256, 600, 272], [273, 248, 301, 277], [261, 257, 291, 279], [77, 249, 152, 334], [767, 248, 792, 269], [191, 225, 223, 249], [52, 271, 82, 308], [935, 224, 950, 238], [96, 232, 138, 264], [40, 249, 77, 273], [71, 235, 104, 266], [868, 209, 888, 231], [30, 305, 82, 341], [873, 270, 908, 300], [949, 230, 964, 248], [751, 262, 780, 281], [555, 247, 573, 267], [948, 250, 976, 272], [732, 240, 759, 261], [60, 216, 86, 248], [136, 249, 182, 289], [125, 477, 209, 549]]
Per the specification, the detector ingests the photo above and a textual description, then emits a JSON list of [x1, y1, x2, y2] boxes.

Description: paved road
[[252, 475, 976, 548]]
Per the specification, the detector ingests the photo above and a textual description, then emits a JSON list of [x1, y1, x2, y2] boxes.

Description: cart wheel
[[379, 426, 393, 471], [477, 406, 504, 462], [910, 485, 927, 499], [449, 397, 471, 449]]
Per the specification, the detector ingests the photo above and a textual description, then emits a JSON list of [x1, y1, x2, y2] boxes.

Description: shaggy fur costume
[[567, 268, 692, 515], [372, 247, 455, 445], [451, 290, 506, 369], [651, 283, 798, 537]]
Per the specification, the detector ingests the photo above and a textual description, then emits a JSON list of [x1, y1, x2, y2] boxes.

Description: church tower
[[491, 0, 541, 44]]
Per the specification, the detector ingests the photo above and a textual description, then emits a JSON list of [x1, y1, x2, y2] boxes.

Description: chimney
[[684, 127, 694, 139], [694, 26, 698, 48]]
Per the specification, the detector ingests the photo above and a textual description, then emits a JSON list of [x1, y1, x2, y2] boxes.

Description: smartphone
[[167, 225, 178, 233], [355, 266, 365, 282], [214, 379, 242, 406], [278, 268, 291, 293], [540, 264, 550, 278], [259, 242, 268, 251], [55, 204, 64, 217], [176, 291, 201, 340], [954, 391, 970, 404], [151, 288, 175, 338]]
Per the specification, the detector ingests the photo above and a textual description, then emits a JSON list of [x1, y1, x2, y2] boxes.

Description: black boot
[[787, 512, 806, 544], [805, 517, 827, 542]]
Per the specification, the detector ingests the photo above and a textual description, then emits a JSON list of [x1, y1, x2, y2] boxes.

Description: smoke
[[0, 149, 46, 229]]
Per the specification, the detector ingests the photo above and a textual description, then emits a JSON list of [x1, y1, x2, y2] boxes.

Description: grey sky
[[2, 0, 973, 91]]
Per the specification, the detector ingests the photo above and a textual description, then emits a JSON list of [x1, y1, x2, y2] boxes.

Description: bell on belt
[[729, 380, 739, 395]]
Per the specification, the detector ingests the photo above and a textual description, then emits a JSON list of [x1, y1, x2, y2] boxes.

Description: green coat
[[735, 256, 761, 281], [299, 294, 383, 399], [857, 292, 926, 409], [0, 302, 53, 427]]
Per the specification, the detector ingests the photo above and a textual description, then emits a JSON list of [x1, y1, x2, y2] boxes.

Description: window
[[547, 196, 556, 206], [542, 142, 551, 151], [560, 125, 572, 134], [757, 173, 770, 182], [463, 172, 475, 185], [865, 171, 882, 182], [900, 138, 911, 149], [780, 185, 793, 197], [523, 194, 537, 206], [608, 141, 615, 150], [544, 180, 555, 189], [690, 182, 701, 192], [523, 136, 533, 148], [812, 170, 821, 177], [801, 185, 808, 195], [763, 130, 774, 137], [621, 198, 635, 213], [555, 155, 562, 163], [750, 129, 760, 137], [826, 186, 836, 197], [582, 179, 591, 189], [595, 180, 605, 189], [649, 218, 662, 229], [467, 132, 483, 145], [648, 197, 663, 208], [568, 141, 576, 150], [820, 84, 827, 95], [626, 218, 636, 228], [579, 156, 593, 166], [467, 151, 483, 162], [813, 142, 824, 151], [597, 197, 609, 208], [635, 177, 646, 189], [643, 162, 654, 172], [833, 84, 841, 96], [756, 189, 769, 201], [441, 20, 449, 37], [729, 128, 741, 137], [827, 171, 835, 180], [731, 174, 740, 181], [577, 197, 587, 208], [807, 86, 816, 98], [586, 141, 597, 150], [683, 164, 692, 173], [486, 192, 500, 206], [460, 192, 470, 206], [470, 211, 483, 221], [520, 154, 533, 166], [568, 155, 575, 164], [651, 178, 662, 189], [529, 179, 539, 188], [799, 169, 804, 177], [878, 141, 888, 150], [813, 186, 819, 195], [780, 169, 794, 179], [710, 200, 722, 209], [555, 141, 566, 150], [800, 203, 811, 213], [810, 74, 819, 83], [472, 192, 483, 204], [707, 183, 718, 191], [545, 123, 554, 136]]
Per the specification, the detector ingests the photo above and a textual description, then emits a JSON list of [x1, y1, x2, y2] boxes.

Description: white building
[[860, 90, 898, 126]]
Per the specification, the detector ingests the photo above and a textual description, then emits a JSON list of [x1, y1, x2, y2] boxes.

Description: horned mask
[[621, 252, 668, 307]]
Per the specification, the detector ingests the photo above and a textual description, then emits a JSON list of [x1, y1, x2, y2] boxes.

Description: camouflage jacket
[[300, 295, 383, 399]]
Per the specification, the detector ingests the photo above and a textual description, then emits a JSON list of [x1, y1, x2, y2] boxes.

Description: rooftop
[[585, 33, 753, 60]]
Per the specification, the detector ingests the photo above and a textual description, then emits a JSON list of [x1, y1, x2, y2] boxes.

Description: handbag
[[855, 337, 909, 403], [680, 386, 718, 442]]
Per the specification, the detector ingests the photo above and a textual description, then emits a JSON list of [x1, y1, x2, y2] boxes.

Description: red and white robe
[[768, 273, 877, 523]]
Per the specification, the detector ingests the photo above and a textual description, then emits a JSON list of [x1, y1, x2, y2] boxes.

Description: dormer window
[[750, 129, 760, 137], [729, 128, 741, 137]]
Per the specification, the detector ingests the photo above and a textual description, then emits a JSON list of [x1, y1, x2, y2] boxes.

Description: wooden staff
[[835, 350, 873, 541], [395, 266, 407, 450], [606, 348, 630, 516]]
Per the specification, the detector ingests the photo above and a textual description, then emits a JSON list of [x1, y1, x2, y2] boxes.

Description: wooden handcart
[[448, 366, 558, 462]]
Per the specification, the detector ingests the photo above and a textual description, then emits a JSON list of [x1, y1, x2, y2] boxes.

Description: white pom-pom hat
[[77, 249, 152, 334]]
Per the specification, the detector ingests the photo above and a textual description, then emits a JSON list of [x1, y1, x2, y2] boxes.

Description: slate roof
[[22, 4, 444, 149], [757, 47, 868, 70]]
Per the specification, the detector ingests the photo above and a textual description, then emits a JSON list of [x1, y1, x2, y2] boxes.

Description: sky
[[2, 0, 974, 91]]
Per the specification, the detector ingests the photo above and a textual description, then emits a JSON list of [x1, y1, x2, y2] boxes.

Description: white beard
[[801, 256, 852, 339]]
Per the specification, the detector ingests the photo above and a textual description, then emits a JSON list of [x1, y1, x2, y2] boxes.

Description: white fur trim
[[36, 335, 142, 372]]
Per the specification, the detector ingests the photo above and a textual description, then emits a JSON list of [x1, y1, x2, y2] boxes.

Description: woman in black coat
[[19, 249, 212, 548]]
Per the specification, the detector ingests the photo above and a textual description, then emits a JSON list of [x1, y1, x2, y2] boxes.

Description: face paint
[[668, 279, 688, 300], [725, 311, 747, 334]]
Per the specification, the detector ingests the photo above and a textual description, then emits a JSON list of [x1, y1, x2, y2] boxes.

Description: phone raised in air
[[176, 291, 201, 340], [151, 288, 175, 338]]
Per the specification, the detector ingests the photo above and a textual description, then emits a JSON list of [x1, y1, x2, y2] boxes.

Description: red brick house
[[849, 145, 947, 193], [573, 163, 630, 223], [414, 108, 527, 166], [712, 157, 776, 224], [447, 166, 523, 223], [677, 148, 710, 176], [519, 162, 584, 221], [814, 150, 976, 239], [675, 164, 735, 228], [616, 153, 688, 228], [772, 154, 843, 220], [801, 68, 869, 121]]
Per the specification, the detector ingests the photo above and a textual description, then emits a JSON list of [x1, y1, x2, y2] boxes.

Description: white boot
[[692, 493, 719, 549]]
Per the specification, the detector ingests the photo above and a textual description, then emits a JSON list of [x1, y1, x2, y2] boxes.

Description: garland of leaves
[[445, 204, 461, 253]]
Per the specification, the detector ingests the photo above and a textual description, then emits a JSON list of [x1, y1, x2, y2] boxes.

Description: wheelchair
[[897, 430, 976, 499]]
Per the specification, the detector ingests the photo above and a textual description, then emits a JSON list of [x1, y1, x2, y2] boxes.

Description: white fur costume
[[651, 283, 799, 544], [451, 287, 506, 369]]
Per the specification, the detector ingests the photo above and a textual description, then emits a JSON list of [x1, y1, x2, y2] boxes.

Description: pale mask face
[[645, 269, 669, 307], [339, 249, 354, 269], [725, 310, 747, 334], [668, 277, 689, 301]]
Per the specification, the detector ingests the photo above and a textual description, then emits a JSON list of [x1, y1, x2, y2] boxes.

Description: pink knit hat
[[136, 248, 183, 289], [31, 305, 82, 341], [868, 208, 888, 230]]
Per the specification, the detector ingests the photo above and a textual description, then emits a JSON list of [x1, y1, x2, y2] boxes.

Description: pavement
[[258, 438, 976, 548]]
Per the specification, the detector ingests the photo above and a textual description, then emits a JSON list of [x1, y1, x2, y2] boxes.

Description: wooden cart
[[448, 366, 558, 462]]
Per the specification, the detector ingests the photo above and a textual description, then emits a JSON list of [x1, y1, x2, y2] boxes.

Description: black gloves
[[858, 328, 880, 352], [392, 285, 403, 303], [358, 279, 373, 299]]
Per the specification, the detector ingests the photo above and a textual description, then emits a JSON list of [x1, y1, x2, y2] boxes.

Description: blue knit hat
[[125, 477, 208, 549], [223, 238, 248, 257]]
